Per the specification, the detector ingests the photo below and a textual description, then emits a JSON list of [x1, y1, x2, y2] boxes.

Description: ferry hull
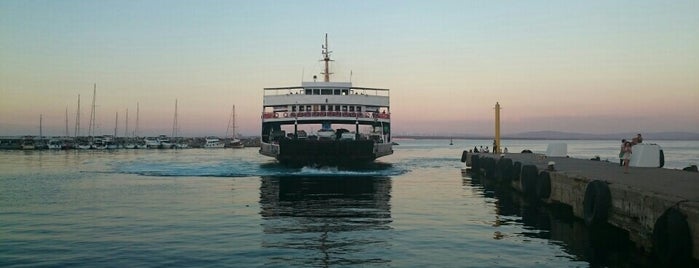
[[261, 140, 392, 166]]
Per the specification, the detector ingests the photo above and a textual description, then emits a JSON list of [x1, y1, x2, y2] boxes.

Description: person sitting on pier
[[473, 146, 479, 153], [632, 133, 643, 145]]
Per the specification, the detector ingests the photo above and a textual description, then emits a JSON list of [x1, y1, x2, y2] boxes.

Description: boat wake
[[109, 159, 406, 178], [281, 164, 406, 177]]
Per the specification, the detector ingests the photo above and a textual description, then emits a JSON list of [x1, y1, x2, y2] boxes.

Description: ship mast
[[321, 33, 333, 82]]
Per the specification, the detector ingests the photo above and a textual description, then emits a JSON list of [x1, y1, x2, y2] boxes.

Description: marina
[[0, 136, 258, 150]]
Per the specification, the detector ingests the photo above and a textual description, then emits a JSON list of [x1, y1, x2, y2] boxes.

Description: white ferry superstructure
[[259, 35, 393, 166]]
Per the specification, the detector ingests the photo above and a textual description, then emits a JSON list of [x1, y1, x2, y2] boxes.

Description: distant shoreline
[[394, 131, 699, 141], [393, 136, 699, 141]]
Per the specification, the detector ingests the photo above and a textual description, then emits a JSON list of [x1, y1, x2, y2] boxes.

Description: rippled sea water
[[2, 139, 694, 267]]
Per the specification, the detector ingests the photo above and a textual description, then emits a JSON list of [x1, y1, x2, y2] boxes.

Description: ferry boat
[[259, 35, 393, 166]]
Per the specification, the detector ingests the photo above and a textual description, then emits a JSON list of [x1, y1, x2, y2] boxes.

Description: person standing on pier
[[619, 139, 627, 166], [622, 141, 632, 173]]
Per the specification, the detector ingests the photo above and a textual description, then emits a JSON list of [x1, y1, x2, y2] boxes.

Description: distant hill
[[505, 131, 699, 140], [394, 131, 699, 140]]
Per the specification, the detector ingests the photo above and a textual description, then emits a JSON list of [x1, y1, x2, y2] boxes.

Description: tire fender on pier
[[498, 158, 514, 182], [483, 157, 497, 180], [520, 165, 538, 198], [652, 207, 692, 267], [512, 161, 522, 181], [536, 171, 551, 199], [470, 155, 480, 173], [583, 180, 611, 226]]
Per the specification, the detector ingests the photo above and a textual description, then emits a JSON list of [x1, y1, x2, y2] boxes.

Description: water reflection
[[464, 175, 650, 267], [259, 176, 392, 267]]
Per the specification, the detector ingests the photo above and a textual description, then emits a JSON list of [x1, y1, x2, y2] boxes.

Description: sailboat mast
[[74, 94, 80, 138], [88, 83, 96, 137], [232, 105, 236, 138], [172, 99, 178, 138], [39, 114, 43, 139], [65, 107, 69, 137], [124, 108, 129, 137], [135, 102, 140, 137], [114, 112, 118, 137], [226, 104, 236, 139], [321, 33, 333, 82]]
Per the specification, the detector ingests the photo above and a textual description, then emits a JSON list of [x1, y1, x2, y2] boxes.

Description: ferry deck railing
[[262, 111, 390, 120]]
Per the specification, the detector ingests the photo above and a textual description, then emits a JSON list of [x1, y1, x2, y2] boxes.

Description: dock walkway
[[465, 152, 699, 266]]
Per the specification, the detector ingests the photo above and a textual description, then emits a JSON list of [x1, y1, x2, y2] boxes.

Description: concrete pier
[[464, 152, 699, 266]]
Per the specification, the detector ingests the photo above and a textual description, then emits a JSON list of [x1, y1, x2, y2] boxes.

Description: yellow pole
[[495, 102, 501, 154]]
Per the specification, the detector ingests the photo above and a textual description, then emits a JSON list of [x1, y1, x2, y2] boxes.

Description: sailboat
[[74, 94, 91, 149], [122, 108, 138, 149], [172, 99, 188, 149], [104, 112, 119, 149], [226, 104, 244, 148]]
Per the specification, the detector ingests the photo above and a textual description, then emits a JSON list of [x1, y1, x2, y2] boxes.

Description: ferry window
[[292, 106, 297, 112], [349, 106, 355, 112], [342, 89, 349, 95], [299, 106, 305, 112], [321, 89, 332, 95], [356, 106, 362, 112], [313, 89, 320, 95], [334, 89, 341, 95], [305, 89, 312, 95], [306, 105, 312, 111], [334, 105, 340, 111], [320, 105, 326, 111], [342, 106, 348, 111]]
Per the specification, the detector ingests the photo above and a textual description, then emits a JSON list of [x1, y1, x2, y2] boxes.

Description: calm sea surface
[[1, 139, 697, 267]]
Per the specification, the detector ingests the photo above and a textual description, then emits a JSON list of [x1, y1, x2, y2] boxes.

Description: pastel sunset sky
[[1, 0, 697, 137]]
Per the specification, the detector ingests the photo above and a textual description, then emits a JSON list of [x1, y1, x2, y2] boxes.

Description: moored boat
[[47, 139, 63, 149], [144, 137, 160, 149], [258, 34, 393, 166], [204, 137, 225, 148], [20, 136, 36, 150], [157, 135, 173, 149]]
